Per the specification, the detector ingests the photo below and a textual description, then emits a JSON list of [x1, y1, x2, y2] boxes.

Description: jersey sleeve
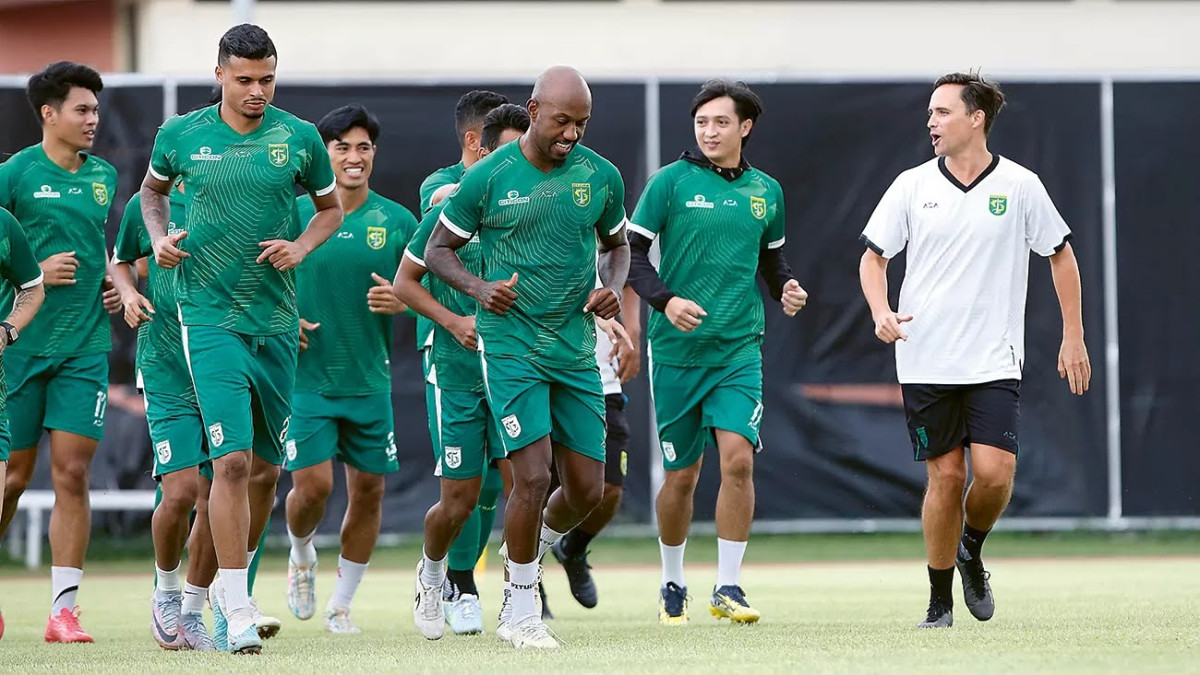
[[113, 195, 153, 263], [0, 157, 17, 213], [391, 205, 420, 266], [762, 181, 787, 250], [295, 195, 317, 232], [629, 166, 672, 240], [1022, 175, 1073, 257], [860, 174, 910, 259], [595, 165, 627, 237], [148, 121, 179, 183], [419, 172, 455, 214], [438, 168, 487, 241], [298, 125, 336, 198], [405, 205, 441, 268], [0, 210, 44, 290]]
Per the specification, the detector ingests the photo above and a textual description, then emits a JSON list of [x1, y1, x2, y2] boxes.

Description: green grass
[[1, 535, 1197, 673]]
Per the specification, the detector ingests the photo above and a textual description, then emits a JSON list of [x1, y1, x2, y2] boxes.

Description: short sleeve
[[1022, 175, 1072, 257], [629, 167, 673, 240], [295, 195, 317, 231], [595, 165, 627, 237], [391, 205, 420, 266], [0, 209, 43, 289], [438, 167, 487, 241], [148, 122, 178, 183], [762, 181, 786, 250], [113, 195, 152, 263], [299, 125, 336, 198], [406, 205, 441, 268], [860, 174, 910, 259], [420, 172, 455, 214], [0, 158, 17, 213]]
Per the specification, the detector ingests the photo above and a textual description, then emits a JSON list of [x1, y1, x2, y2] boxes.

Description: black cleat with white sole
[[917, 598, 954, 629], [955, 544, 995, 621]]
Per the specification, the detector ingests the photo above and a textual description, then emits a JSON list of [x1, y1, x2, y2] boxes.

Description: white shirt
[[860, 156, 1071, 385]]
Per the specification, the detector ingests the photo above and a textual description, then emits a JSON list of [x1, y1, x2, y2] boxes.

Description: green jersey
[[415, 162, 464, 351], [438, 142, 626, 368], [295, 191, 417, 396], [147, 104, 336, 336], [630, 158, 787, 367], [113, 191, 194, 401], [0, 144, 116, 357], [0, 207, 48, 416], [405, 203, 483, 393]]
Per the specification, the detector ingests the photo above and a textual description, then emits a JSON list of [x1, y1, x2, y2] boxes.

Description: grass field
[[1, 533, 1197, 673]]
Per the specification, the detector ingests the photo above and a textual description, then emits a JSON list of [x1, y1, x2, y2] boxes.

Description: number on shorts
[[94, 390, 108, 426]]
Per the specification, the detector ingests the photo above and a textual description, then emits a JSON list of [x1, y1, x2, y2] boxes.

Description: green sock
[[247, 514, 271, 595], [476, 465, 503, 560]]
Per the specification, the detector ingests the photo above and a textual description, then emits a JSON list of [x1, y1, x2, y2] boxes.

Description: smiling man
[[283, 104, 417, 635]]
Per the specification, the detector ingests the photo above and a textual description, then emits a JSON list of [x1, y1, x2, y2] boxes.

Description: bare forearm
[[1050, 245, 1084, 338], [859, 251, 892, 318], [7, 285, 44, 330], [597, 242, 630, 296], [295, 206, 342, 255], [108, 260, 139, 298], [621, 284, 641, 338], [140, 186, 171, 242], [396, 268, 467, 331]]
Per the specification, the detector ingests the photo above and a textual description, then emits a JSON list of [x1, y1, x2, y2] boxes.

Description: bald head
[[526, 66, 593, 167], [531, 66, 591, 108]]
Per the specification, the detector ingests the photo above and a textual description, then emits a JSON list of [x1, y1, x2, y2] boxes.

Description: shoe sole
[[232, 644, 262, 655], [709, 604, 761, 624], [257, 624, 280, 640]]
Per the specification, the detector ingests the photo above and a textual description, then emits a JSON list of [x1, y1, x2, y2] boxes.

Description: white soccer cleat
[[248, 596, 281, 639], [509, 616, 558, 650], [446, 594, 484, 635], [324, 607, 361, 634], [496, 586, 514, 643], [287, 556, 317, 621], [413, 560, 445, 640]]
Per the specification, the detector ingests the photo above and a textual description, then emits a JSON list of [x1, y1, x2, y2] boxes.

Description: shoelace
[[516, 617, 566, 646], [663, 583, 688, 615], [182, 614, 215, 649], [60, 606, 86, 633], [155, 595, 182, 633], [329, 610, 355, 630], [292, 568, 314, 604], [962, 558, 991, 597], [719, 585, 750, 607], [418, 584, 442, 621], [458, 597, 481, 622], [925, 597, 951, 622]]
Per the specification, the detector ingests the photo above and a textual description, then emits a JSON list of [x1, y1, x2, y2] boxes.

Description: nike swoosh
[[153, 611, 177, 645]]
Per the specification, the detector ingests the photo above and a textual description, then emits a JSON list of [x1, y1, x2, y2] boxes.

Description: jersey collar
[[938, 154, 1000, 193], [681, 149, 752, 182]]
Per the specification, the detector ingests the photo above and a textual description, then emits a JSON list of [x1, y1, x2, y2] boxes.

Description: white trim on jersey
[[432, 378, 445, 478], [438, 212, 472, 241], [608, 216, 629, 237], [20, 271, 44, 290], [314, 180, 337, 197], [148, 166, 169, 182], [766, 237, 786, 250], [403, 248, 425, 268], [626, 221, 656, 240]]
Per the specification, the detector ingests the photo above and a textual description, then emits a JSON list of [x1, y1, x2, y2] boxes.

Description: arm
[[627, 232, 675, 312], [859, 248, 911, 343], [585, 228, 630, 320], [425, 223, 517, 315], [1049, 243, 1090, 395], [615, 284, 642, 383], [140, 173, 188, 269], [758, 247, 808, 316], [394, 254, 476, 350], [257, 190, 343, 271], [107, 257, 155, 329], [6, 284, 44, 335]]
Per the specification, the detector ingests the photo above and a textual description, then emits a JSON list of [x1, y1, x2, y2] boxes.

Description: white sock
[[182, 583, 208, 615], [536, 522, 567, 562], [716, 538, 748, 588], [659, 539, 686, 588], [155, 563, 181, 594], [218, 568, 251, 614], [420, 551, 446, 589], [50, 566, 83, 615], [288, 527, 318, 567], [247, 548, 258, 566], [329, 557, 368, 611], [509, 561, 539, 624]]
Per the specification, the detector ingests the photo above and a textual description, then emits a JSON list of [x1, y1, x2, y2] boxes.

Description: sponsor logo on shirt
[[68, 187, 83, 195], [366, 226, 386, 250], [989, 194, 1008, 216], [92, 182, 109, 206], [268, 143, 290, 167], [722, 198, 738, 207], [923, 202, 939, 209], [685, 194, 714, 209], [498, 190, 530, 206], [190, 146, 223, 161], [337, 231, 354, 239], [750, 196, 767, 220], [32, 184, 60, 199], [572, 183, 591, 207]]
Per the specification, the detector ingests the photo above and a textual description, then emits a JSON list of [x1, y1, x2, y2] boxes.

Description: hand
[[257, 239, 310, 271], [102, 275, 122, 314], [367, 273, 407, 315], [1058, 334, 1091, 396], [121, 291, 155, 329], [298, 318, 320, 353], [782, 279, 809, 317], [873, 311, 912, 344], [40, 251, 79, 286], [665, 297, 707, 333], [448, 314, 477, 351], [473, 273, 518, 315], [585, 287, 621, 320], [616, 329, 641, 383], [596, 315, 635, 360], [152, 232, 189, 269]]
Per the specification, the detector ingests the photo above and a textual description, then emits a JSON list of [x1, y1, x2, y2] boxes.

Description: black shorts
[[603, 393, 630, 487], [901, 379, 1020, 461]]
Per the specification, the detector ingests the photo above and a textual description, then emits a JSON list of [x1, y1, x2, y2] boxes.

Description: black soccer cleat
[[551, 538, 598, 609], [538, 580, 553, 620], [955, 544, 995, 621], [917, 598, 954, 629]]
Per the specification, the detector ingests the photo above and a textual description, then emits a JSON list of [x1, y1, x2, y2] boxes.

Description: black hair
[[481, 104, 531, 152], [317, 105, 381, 145], [689, 79, 763, 145], [455, 90, 508, 145], [218, 23, 277, 65], [933, 72, 1006, 136], [26, 61, 103, 123]]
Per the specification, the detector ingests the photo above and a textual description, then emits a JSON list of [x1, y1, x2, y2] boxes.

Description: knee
[[216, 453, 251, 482], [442, 497, 476, 526], [602, 482, 624, 504], [350, 477, 386, 509], [566, 479, 604, 515], [52, 459, 91, 492], [250, 463, 281, 490], [514, 467, 552, 500], [973, 459, 1016, 491], [5, 468, 30, 496], [294, 473, 333, 504], [159, 484, 198, 516], [720, 451, 754, 484], [663, 466, 701, 495], [927, 457, 967, 493]]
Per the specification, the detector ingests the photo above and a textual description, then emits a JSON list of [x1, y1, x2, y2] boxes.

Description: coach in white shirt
[[858, 72, 1091, 629]]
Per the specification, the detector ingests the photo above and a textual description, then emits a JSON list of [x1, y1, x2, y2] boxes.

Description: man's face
[[44, 86, 100, 151], [693, 96, 750, 165], [328, 126, 375, 189], [529, 97, 590, 164], [216, 56, 277, 120], [927, 84, 983, 157], [477, 127, 526, 159]]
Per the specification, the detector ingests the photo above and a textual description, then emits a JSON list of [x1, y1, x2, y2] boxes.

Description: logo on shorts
[[278, 416, 291, 445], [444, 446, 462, 469], [989, 194, 1008, 216], [208, 423, 225, 448], [268, 143, 290, 167], [661, 441, 676, 463], [750, 196, 767, 220], [285, 440, 298, 463], [750, 402, 764, 431], [366, 226, 387, 250], [620, 450, 628, 477], [156, 440, 172, 465], [571, 183, 591, 207], [92, 182, 109, 206], [915, 427, 929, 454], [501, 414, 522, 439], [386, 432, 398, 462]]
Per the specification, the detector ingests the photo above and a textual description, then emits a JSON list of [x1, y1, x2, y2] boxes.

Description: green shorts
[[6, 352, 109, 450], [142, 387, 208, 477], [479, 353, 605, 461], [0, 416, 11, 462], [425, 349, 504, 480], [650, 357, 764, 471], [285, 392, 399, 474], [182, 325, 297, 465]]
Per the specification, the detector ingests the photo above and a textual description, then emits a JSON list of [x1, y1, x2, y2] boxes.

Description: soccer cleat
[[709, 585, 761, 624], [179, 612, 217, 651], [551, 539, 598, 609], [918, 598, 954, 628], [210, 578, 230, 652], [413, 560, 445, 640], [287, 556, 317, 621], [446, 594, 484, 635], [324, 607, 361, 634], [0, 609, 5, 641], [956, 545, 995, 621], [151, 591, 184, 649], [227, 622, 262, 655], [45, 606, 95, 643], [509, 616, 558, 650], [539, 581, 553, 620], [659, 582, 689, 625], [496, 587, 514, 643], [248, 596, 281, 639]]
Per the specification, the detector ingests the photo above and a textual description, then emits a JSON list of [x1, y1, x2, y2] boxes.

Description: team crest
[[502, 414, 522, 439], [445, 446, 462, 469], [208, 423, 225, 448], [989, 194, 1008, 216], [285, 440, 298, 463], [572, 183, 591, 207], [156, 441, 172, 465], [268, 143, 290, 167], [92, 182, 109, 206], [366, 226, 387, 250], [661, 441, 676, 463], [750, 196, 767, 220]]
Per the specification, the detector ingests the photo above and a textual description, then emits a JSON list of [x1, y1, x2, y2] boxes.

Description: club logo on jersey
[[156, 440, 172, 465], [208, 423, 225, 448], [989, 194, 1008, 216], [685, 194, 714, 209], [268, 143, 290, 167], [444, 446, 462, 469], [750, 196, 767, 220], [502, 414, 522, 439], [285, 440, 298, 463], [190, 146, 223, 162], [32, 184, 60, 199], [498, 190, 530, 206], [366, 226, 387, 250], [92, 182, 109, 206], [572, 183, 591, 207], [661, 441, 676, 463]]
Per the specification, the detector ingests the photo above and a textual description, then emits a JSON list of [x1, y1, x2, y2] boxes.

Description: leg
[[0, 446, 37, 539], [923, 448, 967, 570], [713, 429, 754, 590], [421, 476, 483, 568], [153, 468, 200, 575], [247, 454, 280, 557], [543, 444, 604, 541], [341, 466, 386, 564], [963, 444, 1016, 534], [47, 430, 99, 631], [187, 473, 218, 587], [286, 461, 333, 558], [209, 450, 253, 570]]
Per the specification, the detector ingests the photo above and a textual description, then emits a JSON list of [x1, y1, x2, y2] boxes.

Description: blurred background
[[1, 0, 1196, 565]]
